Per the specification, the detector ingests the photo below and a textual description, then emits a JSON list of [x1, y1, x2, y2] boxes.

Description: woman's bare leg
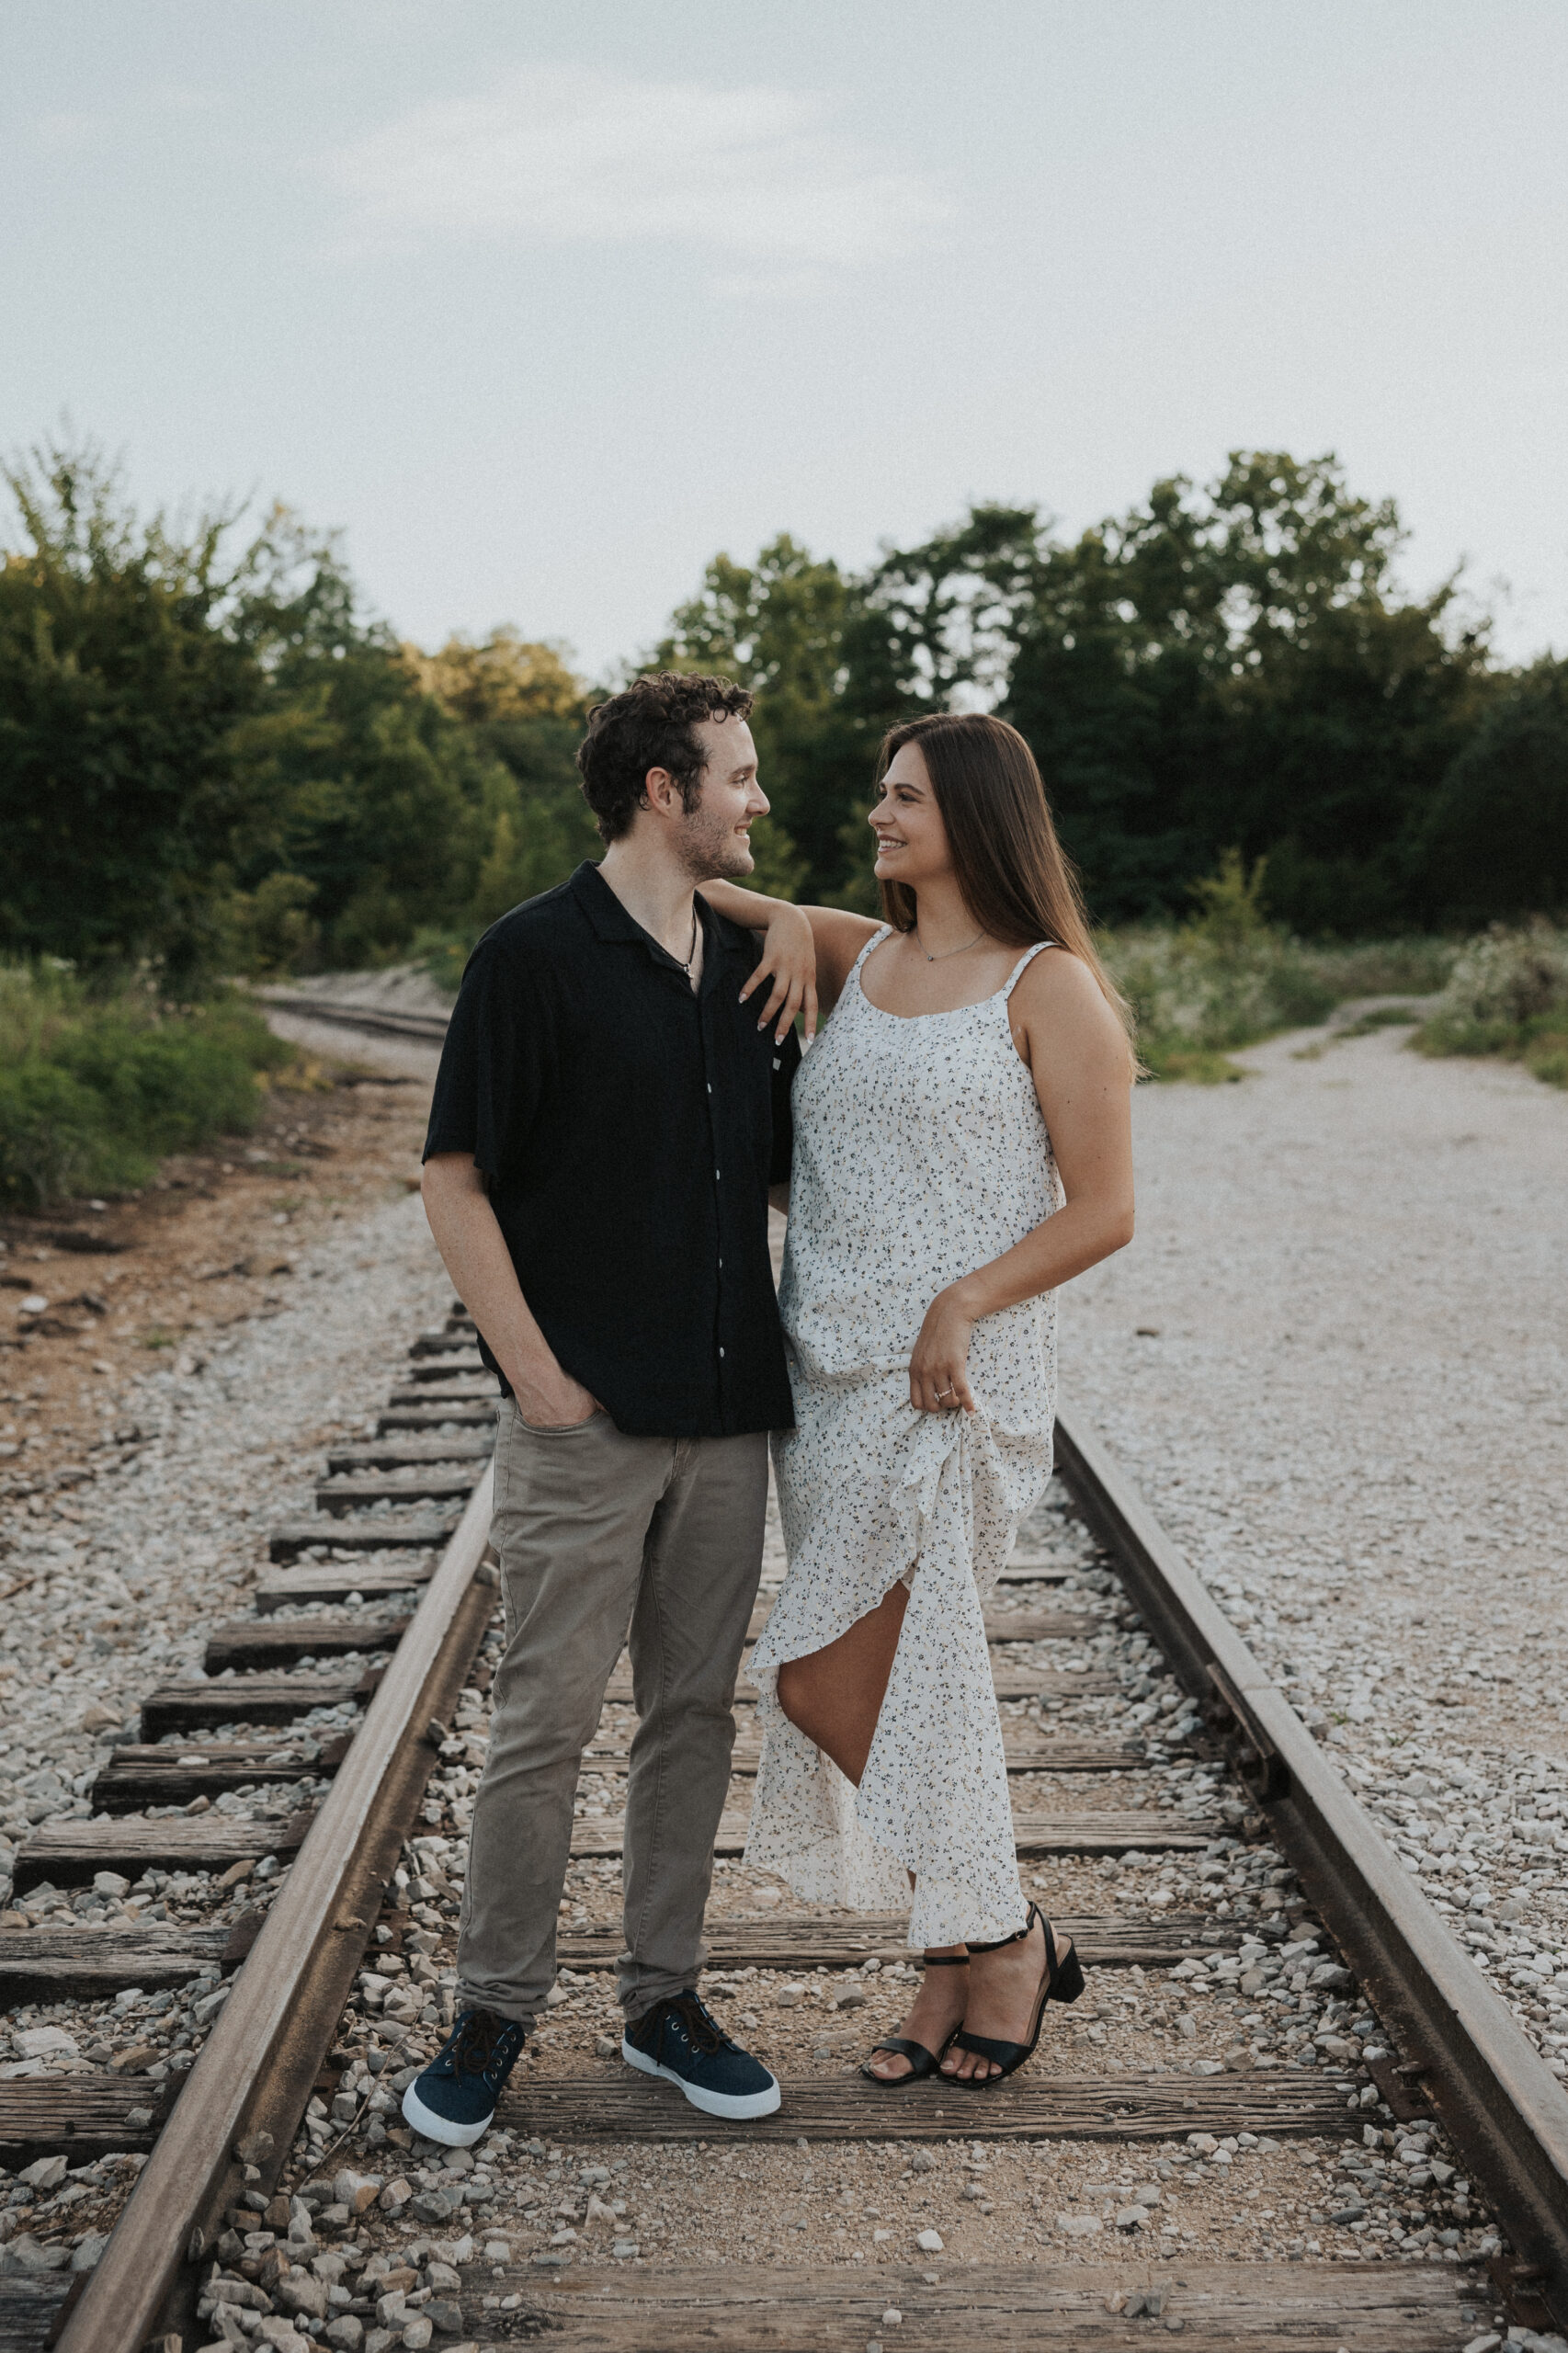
[[776, 1582, 968, 2079], [775, 1579, 908, 1785]]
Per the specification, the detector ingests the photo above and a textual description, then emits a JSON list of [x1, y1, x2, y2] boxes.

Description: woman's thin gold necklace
[[915, 925, 985, 962]]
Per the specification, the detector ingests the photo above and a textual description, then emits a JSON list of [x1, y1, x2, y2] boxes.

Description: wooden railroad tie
[[408, 1329, 481, 1358], [504, 2069, 1358, 2144], [376, 1403, 495, 1434], [89, 1733, 352, 1813], [563, 1807, 1216, 1862], [202, 1614, 410, 1675], [600, 1663, 1119, 1707], [0, 2077, 171, 2164], [11, 1813, 312, 1894], [587, 1727, 1166, 1777], [316, 1471, 478, 1513], [324, 1435, 493, 1472], [0, 1924, 233, 2001], [447, 2259, 1470, 2350], [0, 1910, 1231, 2009], [139, 1670, 377, 1740], [81, 1722, 1155, 1813], [253, 1563, 434, 1610], [555, 1910, 1237, 1972], [267, 1514, 460, 1562]]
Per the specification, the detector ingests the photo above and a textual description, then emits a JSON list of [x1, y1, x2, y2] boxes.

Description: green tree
[[407, 626, 600, 919], [652, 535, 857, 898], [1415, 659, 1568, 924], [226, 640, 507, 961], [1003, 453, 1489, 927], [0, 438, 265, 980]]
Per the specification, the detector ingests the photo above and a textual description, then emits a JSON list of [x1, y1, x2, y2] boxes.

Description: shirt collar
[[569, 860, 731, 986]]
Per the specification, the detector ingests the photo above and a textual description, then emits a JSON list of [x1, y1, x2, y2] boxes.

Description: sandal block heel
[[1050, 1946, 1085, 2005]]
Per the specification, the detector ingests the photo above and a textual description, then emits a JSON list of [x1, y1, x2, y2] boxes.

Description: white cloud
[[323, 68, 946, 276]]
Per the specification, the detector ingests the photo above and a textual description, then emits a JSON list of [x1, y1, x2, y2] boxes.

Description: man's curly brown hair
[[575, 671, 755, 844]]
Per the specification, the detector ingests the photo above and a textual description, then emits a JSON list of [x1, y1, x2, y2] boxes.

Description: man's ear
[[642, 766, 681, 820]]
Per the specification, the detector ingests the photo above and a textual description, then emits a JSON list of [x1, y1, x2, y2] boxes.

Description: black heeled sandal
[[858, 1951, 969, 2086], [945, 1904, 1084, 2088]]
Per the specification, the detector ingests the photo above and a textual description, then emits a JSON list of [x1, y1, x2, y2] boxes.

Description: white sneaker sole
[[621, 2035, 781, 2120], [401, 2078, 493, 2148]]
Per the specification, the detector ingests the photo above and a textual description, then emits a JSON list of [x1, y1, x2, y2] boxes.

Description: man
[[403, 672, 800, 2146]]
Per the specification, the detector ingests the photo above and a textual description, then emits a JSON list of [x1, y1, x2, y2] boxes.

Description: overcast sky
[[5, 1, 1564, 677]]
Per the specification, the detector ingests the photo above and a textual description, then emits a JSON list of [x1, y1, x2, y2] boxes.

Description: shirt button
[[714, 1168, 721, 1181], [707, 1083, 712, 1094], [719, 1347, 726, 1358]]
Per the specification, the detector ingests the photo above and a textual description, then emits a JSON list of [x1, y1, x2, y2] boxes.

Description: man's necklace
[[915, 925, 985, 962], [673, 905, 700, 975]]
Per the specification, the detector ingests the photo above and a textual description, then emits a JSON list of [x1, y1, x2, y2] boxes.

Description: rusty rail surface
[[1055, 1407, 1568, 2334], [56, 1469, 496, 2353]]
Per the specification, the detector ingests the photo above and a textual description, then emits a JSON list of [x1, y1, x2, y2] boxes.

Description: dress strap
[[1001, 941, 1057, 1000], [849, 925, 893, 988]]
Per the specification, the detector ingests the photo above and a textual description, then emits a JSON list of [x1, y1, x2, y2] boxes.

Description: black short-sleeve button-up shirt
[[423, 862, 798, 1438]]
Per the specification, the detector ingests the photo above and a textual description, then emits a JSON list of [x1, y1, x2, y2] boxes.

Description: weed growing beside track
[[0, 967, 297, 1206]]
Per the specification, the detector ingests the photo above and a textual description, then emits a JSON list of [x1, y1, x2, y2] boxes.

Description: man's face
[[676, 716, 768, 881]]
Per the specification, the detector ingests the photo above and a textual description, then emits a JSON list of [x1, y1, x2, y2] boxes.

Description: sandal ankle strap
[[965, 1901, 1041, 1958]]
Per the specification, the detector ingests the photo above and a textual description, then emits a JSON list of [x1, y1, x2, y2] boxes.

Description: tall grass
[[1099, 854, 1337, 1080], [1096, 853, 1469, 1081], [0, 964, 296, 1207]]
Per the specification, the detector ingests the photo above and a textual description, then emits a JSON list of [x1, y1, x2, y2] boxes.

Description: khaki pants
[[455, 1401, 767, 2027]]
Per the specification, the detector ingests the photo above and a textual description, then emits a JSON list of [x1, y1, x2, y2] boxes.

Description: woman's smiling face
[[869, 740, 952, 887]]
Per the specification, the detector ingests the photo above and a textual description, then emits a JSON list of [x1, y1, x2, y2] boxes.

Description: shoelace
[[662, 1995, 730, 2056], [448, 2007, 518, 2080]]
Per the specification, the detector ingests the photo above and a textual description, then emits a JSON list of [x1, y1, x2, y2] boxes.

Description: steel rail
[[257, 991, 452, 1043], [1055, 1405, 1568, 2332], [57, 1466, 496, 2353]]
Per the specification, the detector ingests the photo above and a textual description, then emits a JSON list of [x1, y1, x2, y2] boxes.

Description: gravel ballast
[[1065, 1014, 1568, 2073]]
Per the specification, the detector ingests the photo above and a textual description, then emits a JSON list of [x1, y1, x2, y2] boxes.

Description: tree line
[[2, 437, 1564, 984]]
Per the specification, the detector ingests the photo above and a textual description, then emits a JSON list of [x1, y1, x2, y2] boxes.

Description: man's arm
[[421, 1155, 599, 1426]]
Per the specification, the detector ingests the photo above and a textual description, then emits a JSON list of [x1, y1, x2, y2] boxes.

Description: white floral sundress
[[744, 927, 1062, 1949]]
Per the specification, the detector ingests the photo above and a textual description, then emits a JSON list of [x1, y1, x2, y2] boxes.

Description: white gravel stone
[[0, 1188, 452, 1898]]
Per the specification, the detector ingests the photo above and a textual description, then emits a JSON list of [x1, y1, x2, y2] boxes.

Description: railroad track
[[0, 1207, 1561, 2342]]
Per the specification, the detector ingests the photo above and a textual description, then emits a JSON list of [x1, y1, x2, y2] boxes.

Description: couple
[[404, 671, 1135, 2146]]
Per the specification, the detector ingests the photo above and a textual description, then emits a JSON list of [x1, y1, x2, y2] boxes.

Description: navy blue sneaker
[[402, 2006, 527, 2147], [622, 1991, 780, 2119]]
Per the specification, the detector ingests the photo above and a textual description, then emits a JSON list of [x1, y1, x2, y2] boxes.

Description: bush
[[1411, 921, 1568, 1086], [1101, 851, 1338, 1079], [0, 966, 295, 1205]]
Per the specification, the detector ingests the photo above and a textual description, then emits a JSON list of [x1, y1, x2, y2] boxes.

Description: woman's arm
[[907, 952, 1136, 1414], [699, 881, 883, 1039]]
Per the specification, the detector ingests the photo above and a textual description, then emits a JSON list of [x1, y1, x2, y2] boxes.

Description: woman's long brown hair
[[876, 710, 1136, 1061]]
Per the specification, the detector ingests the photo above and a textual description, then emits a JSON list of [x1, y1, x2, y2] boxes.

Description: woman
[[703, 711, 1136, 2086]]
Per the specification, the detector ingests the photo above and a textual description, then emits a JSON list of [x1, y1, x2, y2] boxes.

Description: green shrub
[[1297, 937, 1459, 998], [0, 966, 295, 1205], [1101, 850, 1338, 1079], [1411, 922, 1568, 1086]]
